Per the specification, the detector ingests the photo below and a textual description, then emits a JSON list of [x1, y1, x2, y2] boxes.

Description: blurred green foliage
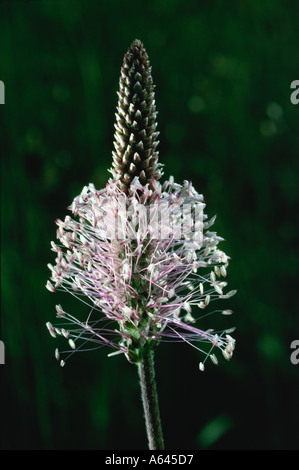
[[1, 0, 299, 450]]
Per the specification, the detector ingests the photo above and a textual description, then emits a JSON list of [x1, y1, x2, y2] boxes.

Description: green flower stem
[[137, 350, 165, 450]]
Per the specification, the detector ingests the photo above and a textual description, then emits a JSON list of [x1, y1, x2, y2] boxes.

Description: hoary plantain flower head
[[46, 40, 236, 371]]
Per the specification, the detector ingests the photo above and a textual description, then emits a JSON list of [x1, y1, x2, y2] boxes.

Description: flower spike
[[110, 39, 163, 193], [46, 40, 236, 372]]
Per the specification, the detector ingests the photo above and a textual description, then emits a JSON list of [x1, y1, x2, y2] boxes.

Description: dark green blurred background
[[1, 0, 299, 450]]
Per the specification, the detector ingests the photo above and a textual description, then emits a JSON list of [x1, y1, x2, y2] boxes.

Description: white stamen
[[222, 309, 233, 315], [46, 322, 56, 338], [210, 354, 218, 365], [168, 288, 175, 299], [46, 281, 55, 292]]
